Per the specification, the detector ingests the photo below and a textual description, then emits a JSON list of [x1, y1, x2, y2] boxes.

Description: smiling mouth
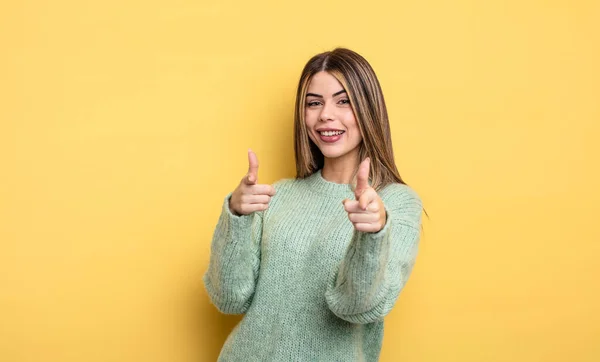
[[318, 130, 345, 136]]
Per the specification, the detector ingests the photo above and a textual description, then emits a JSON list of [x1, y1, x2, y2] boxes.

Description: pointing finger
[[348, 212, 379, 224], [355, 157, 370, 198], [358, 188, 376, 210], [343, 199, 360, 213], [240, 194, 272, 205], [343, 199, 377, 213], [249, 184, 276, 196], [246, 149, 259, 185]]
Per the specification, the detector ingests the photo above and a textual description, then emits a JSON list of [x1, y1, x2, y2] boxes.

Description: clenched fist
[[343, 158, 387, 233], [229, 149, 276, 216]]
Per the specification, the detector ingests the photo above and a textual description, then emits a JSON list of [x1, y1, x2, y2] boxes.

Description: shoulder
[[378, 183, 423, 227]]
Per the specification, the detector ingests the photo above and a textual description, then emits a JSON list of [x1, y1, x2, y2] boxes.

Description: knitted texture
[[203, 169, 422, 362]]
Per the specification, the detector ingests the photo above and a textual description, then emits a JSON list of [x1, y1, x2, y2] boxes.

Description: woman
[[204, 48, 423, 361]]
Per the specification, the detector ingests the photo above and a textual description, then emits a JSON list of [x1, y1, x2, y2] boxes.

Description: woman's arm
[[203, 193, 263, 315], [325, 185, 422, 324]]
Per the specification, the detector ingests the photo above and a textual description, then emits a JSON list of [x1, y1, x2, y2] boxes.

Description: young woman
[[204, 48, 423, 361]]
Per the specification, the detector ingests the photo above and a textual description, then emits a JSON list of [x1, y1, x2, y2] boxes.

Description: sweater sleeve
[[325, 185, 422, 324], [203, 193, 263, 315]]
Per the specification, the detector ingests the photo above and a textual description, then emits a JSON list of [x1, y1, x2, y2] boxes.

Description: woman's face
[[304, 71, 362, 162]]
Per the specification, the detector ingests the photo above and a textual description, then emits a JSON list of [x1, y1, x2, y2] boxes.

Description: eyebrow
[[306, 90, 347, 98]]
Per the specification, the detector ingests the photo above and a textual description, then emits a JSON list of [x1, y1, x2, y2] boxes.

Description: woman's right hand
[[229, 149, 276, 216]]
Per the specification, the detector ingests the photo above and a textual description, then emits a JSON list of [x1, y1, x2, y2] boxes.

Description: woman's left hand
[[343, 158, 387, 233]]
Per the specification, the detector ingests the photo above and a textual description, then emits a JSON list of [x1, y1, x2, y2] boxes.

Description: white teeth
[[319, 130, 344, 136]]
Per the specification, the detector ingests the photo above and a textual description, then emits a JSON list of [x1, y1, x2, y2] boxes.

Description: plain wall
[[1, 1, 599, 361]]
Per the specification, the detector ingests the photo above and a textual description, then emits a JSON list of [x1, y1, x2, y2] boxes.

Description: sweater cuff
[[354, 208, 392, 257], [221, 192, 254, 230]]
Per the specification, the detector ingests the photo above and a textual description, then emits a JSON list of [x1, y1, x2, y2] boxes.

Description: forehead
[[306, 71, 345, 94]]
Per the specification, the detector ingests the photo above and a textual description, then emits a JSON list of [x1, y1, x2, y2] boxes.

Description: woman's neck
[[320, 150, 360, 184]]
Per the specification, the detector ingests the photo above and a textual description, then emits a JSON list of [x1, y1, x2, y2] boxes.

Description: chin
[[312, 139, 360, 160], [320, 149, 349, 160]]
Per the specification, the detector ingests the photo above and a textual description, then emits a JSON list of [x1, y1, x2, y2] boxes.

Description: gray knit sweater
[[203, 169, 422, 361]]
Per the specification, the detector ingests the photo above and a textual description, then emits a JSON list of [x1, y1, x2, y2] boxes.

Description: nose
[[319, 102, 334, 122]]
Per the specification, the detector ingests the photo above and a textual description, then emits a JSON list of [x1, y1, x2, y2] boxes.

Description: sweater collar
[[305, 169, 356, 198]]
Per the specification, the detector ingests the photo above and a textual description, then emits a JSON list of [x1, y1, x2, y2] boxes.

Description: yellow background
[[1, 1, 599, 361]]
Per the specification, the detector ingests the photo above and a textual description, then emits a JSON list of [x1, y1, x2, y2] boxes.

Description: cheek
[[304, 109, 315, 126], [344, 113, 362, 143], [304, 114, 316, 141], [343, 112, 359, 130]]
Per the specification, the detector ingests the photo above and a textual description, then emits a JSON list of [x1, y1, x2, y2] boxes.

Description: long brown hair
[[293, 48, 406, 192]]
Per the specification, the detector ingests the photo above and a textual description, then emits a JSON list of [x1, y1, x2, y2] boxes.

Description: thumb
[[355, 157, 370, 198], [245, 149, 259, 185]]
